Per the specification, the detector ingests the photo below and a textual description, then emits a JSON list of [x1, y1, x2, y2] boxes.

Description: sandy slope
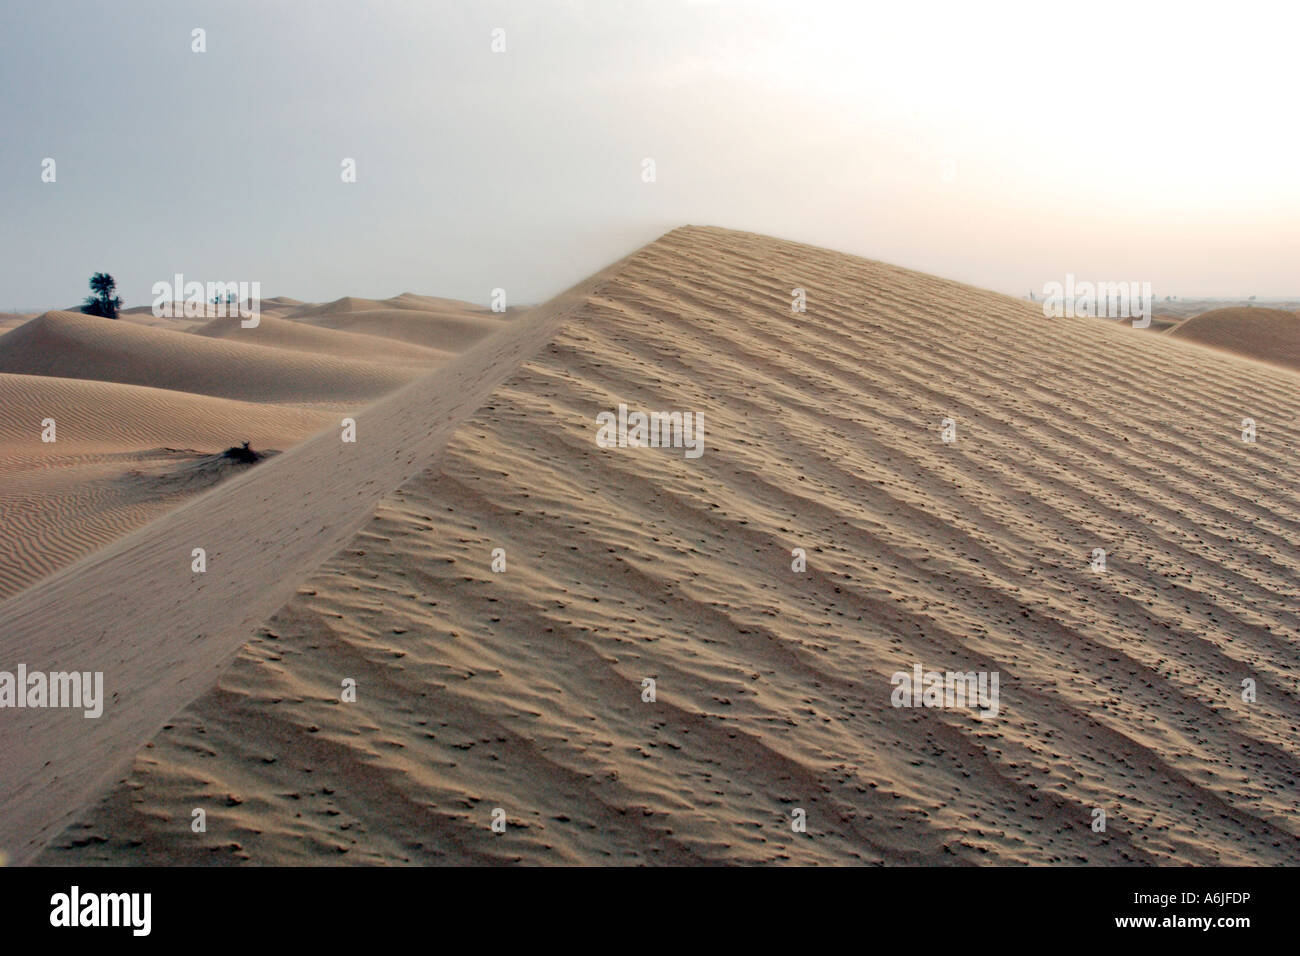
[[1166, 306, 1300, 372], [0, 311, 416, 405], [0, 259, 632, 866], [26, 226, 1300, 866]]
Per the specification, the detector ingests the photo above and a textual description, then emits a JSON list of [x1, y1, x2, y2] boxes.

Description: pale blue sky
[[2, 0, 1297, 311]]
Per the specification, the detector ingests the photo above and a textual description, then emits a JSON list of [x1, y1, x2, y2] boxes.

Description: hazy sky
[[2, 0, 1297, 311]]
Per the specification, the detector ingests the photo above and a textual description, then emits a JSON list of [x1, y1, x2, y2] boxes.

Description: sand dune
[[283, 293, 495, 319], [117, 304, 263, 333], [0, 258, 629, 866], [194, 313, 454, 366], [1166, 306, 1300, 372], [283, 295, 403, 318], [115, 314, 212, 333], [279, 293, 514, 351], [0, 311, 416, 405], [22, 226, 1300, 866], [284, 307, 510, 352], [1142, 313, 1181, 333], [0, 372, 331, 455]]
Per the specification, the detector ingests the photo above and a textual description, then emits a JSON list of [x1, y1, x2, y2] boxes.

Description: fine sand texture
[[25, 227, 1300, 865]]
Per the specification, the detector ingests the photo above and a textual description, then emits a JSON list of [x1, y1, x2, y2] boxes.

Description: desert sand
[[4, 227, 1300, 866]]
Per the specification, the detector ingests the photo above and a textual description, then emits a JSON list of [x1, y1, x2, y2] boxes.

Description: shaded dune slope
[[40, 227, 1300, 865]]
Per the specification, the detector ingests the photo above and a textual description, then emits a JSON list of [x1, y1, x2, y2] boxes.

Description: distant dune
[[282, 295, 409, 317], [1143, 313, 1181, 333], [285, 306, 511, 352], [1166, 306, 1300, 372], [0, 310, 415, 405], [282, 293, 497, 319], [194, 313, 453, 366], [17, 227, 1300, 866]]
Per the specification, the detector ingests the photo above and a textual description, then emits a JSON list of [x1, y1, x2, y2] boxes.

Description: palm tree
[[81, 273, 124, 319]]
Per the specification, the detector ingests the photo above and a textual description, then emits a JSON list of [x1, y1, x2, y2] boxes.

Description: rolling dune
[[284, 307, 511, 352], [283, 293, 492, 319], [0, 311, 415, 405], [283, 295, 407, 317], [194, 313, 453, 366], [28, 226, 1300, 866]]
